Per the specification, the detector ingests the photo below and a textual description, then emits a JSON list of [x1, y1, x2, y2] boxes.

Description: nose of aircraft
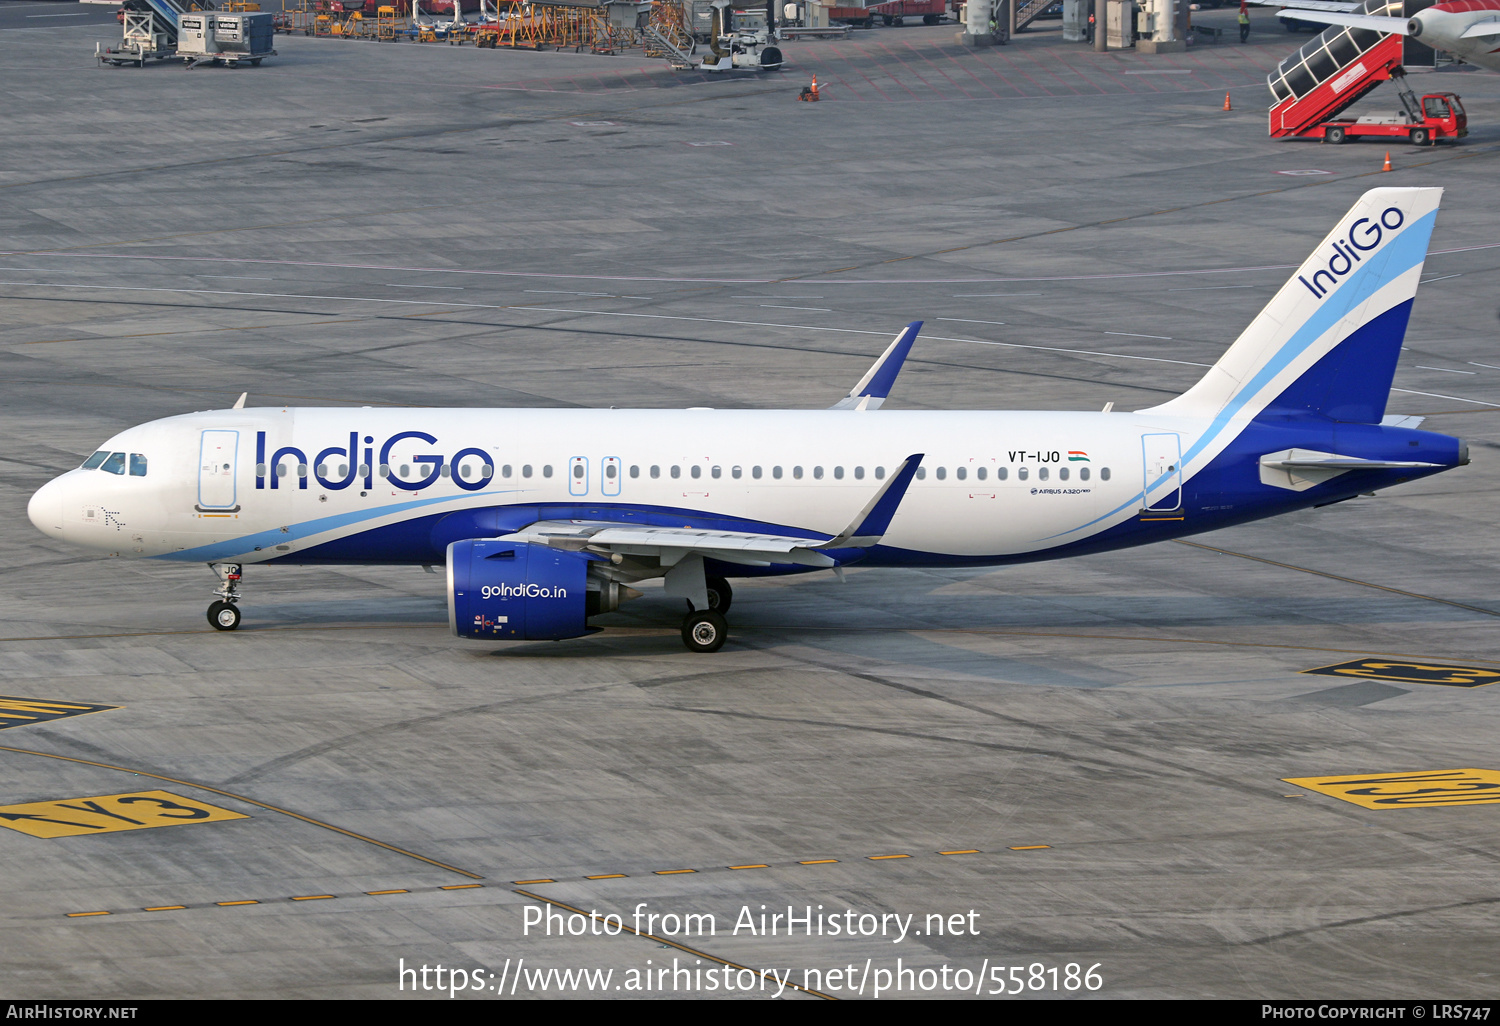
[[27, 475, 64, 536]]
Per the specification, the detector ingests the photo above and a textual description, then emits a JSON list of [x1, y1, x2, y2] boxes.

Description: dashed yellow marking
[[1285, 768, 1500, 809], [867, 854, 910, 860], [798, 859, 839, 865], [586, 874, 627, 880], [0, 789, 246, 839], [144, 906, 185, 912], [0, 695, 116, 730], [1009, 845, 1051, 851], [938, 849, 980, 855], [728, 864, 769, 870], [440, 883, 483, 890], [653, 869, 696, 875], [512, 879, 555, 885], [1302, 659, 1500, 688], [215, 900, 258, 906], [365, 889, 409, 895], [291, 894, 334, 901], [66, 911, 110, 917]]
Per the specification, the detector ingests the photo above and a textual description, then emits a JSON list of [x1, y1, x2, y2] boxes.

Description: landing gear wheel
[[1324, 125, 1345, 144], [1410, 127, 1430, 146], [760, 44, 782, 68], [208, 601, 241, 631], [923, 13, 940, 23], [682, 610, 727, 653], [705, 575, 733, 614]]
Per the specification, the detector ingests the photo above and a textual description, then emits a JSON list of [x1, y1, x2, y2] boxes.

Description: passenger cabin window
[[691, 465, 701, 479], [82, 451, 109, 470], [605, 464, 617, 480], [542, 465, 553, 478], [522, 465, 533, 478], [732, 466, 742, 479], [935, 467, 947, 480], [630, 465, 640, 478], [650, 465, 660, 479], [1018, 467, 1028, 481], [976, 467, 986, 481], [772, 466, 782, 479], [752, 466, 762, 479], [1059, 467, 1068, 481], [1080, 467, 1090, 481], [997, 467, 1008, 480], [1039, 467, 1049, 481], [400, 464, 411, 478], [793, 466, 803, 480], [502, 465, 513, 478], [956, 467, 966, 481], [711, 466, 721, 479], [1100, 467, 1111, 481], [915, 467, 926, 480], [813, 467, 823, 480], [875, 466, 885, 480], [573, 464, 585, 479], [854, 467, 864, 480], [100, 452, 126, 475], [671, 466, 681, 479], [129, 454, 148, 477], [833, 467, 843, 480]]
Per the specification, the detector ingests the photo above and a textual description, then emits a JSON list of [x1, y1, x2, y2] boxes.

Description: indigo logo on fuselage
[[1298, 206, 1404, 300], [254, 431, 494, 492]]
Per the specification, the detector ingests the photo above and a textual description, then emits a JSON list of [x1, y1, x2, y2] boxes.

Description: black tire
[[682, 610, 728, 653], [862, 17, 874, 27], [882, 14, 893, 24], [705, 576, 733, 615], [250, 58, 262, 65], [760, 45, 782, 69], [923, 13, 939, 24], [1324, 126, 1345, 145], [893, 16, 904, 25], [208, 601, 241, 631], [1410, 127, 1430, 146]]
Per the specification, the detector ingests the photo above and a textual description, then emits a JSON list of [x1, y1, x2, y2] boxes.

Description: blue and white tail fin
[[1143, 187, 1441, 425]]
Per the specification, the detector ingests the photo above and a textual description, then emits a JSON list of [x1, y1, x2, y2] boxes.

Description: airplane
[[1256, 0, 1500, 73], [27, 187, 1467, 653]]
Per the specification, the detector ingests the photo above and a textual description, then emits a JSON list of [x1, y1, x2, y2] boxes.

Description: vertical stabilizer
[[1143, 187, 1441, 426]]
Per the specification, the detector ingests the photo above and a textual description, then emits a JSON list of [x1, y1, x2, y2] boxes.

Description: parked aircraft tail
[[1144, 187, 1441, 425]]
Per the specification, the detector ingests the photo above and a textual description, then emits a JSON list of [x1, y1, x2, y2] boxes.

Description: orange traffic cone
[[811, 74, 819, 100], [1223, 91, 1232, 111], [799, 73, 820, 102], [1382, 151, 1392, 172]]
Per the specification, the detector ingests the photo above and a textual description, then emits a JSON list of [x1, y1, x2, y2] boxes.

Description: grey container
[[210, 12, 274, 54]]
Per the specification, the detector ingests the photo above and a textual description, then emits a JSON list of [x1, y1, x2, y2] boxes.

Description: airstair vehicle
[[1266, 0, 1450, 140], [96, 0, 277, 66]]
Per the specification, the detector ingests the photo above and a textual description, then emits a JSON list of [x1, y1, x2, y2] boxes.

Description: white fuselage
[[28, 407, 1204, 565]]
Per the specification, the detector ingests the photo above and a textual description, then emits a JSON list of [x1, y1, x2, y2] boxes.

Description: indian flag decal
[[1067, 450, 1090, 461]]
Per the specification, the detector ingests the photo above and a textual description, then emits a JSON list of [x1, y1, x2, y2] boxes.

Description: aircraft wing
[[1256, 5, 1411, 33], [829, 322, 921, 411], [1252, 0, 1362, 11], [496, 454, 925, 568]]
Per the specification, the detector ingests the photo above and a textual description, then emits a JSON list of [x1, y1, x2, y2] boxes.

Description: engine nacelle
[[448, 539, 593, 641]]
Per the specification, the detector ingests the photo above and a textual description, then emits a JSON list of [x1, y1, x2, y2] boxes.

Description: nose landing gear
[[207, 563, 243, 631]]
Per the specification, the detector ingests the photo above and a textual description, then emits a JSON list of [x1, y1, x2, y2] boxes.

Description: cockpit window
[[129, 454, 148, 477], [100, 452, 126, 475], [82, 451, 109, 470]]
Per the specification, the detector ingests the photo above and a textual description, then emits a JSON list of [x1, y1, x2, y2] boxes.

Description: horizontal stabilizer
[[1461, 19, 1500, 37], [830, 322, 921, 411], [1259, 447, 1437, 491], [819, 453, 924, 548]]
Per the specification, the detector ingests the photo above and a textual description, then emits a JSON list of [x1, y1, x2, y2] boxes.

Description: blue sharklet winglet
[[830, 322, 922, 411], [818, 454, 924, 548]]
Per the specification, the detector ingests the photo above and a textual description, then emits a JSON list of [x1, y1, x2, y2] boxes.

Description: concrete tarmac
[[1, 9, 1498, 1000]]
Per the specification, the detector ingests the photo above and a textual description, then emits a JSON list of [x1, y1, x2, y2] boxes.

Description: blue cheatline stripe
[[156, 489, 525, 562], [1043, 207, 1436, 542]]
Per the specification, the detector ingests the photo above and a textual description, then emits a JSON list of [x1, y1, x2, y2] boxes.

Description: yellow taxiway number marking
[[1302, 659, 1500, 688], [144, 906, 186, 912], [216, 900, 258, 906], [291, 895, 334, 901], [654, 869, 696, 875], [0, 695, 117, 730], [65, 911, 110, 917], [938, 849, 980, 855], [728, 864, 769, 870], [1284, 768, 1500, 809], [1009, 845, 1052, 851], [440, 883, 483, 890], [0, 789, 246, 839], [366, 889, 409, 895], [798, 859, 839, 865], [512, 879, 555, 886], [585, 874, 627, 880], [867, 854, 911, 860]]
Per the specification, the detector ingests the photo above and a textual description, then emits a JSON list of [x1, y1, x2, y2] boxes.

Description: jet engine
[[448, 539, 596, 641]]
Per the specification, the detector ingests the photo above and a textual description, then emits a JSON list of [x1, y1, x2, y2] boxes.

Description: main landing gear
[[207, 563, 243, 631], [681, 575, 733, 652]]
